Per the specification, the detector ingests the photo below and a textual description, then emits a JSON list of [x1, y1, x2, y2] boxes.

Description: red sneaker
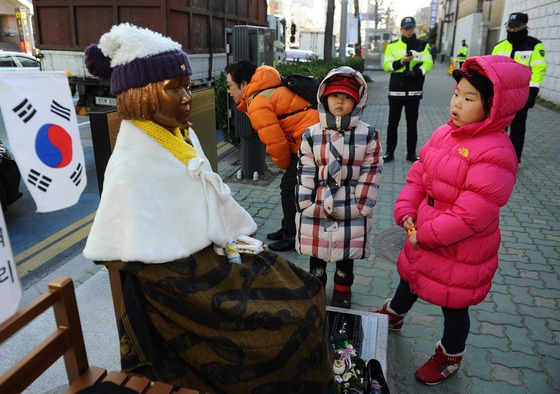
[[371, 298, 406, 331], [415, 341, 464, 385]]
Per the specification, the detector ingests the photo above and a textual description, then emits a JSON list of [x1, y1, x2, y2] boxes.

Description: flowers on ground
[[330, 328, 366, 393]]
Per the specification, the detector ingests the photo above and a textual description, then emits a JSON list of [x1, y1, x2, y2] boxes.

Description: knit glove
[[526, 87, 539, 109], [412, 63, 423, 78], [402, 70, 415, 82], [392, 60, 404, 70]]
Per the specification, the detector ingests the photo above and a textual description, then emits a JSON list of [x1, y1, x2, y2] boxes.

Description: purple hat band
[[110, 49, 192, 95]]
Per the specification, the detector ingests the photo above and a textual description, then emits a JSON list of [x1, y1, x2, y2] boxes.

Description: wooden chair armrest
[[65, 365, 107, 393]]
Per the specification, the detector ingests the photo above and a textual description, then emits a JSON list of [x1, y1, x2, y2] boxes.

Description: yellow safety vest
[[492, 38, 547, 87], [458, 45, 468, 61], [383, 38, 433, 75]]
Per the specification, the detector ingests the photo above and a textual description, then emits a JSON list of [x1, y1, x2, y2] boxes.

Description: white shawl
[[83, 120, 257, 263]]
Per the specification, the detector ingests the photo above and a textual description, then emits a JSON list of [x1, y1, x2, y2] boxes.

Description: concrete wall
[[437, 0, 459, 57], [458, 0, 479, 17], [455, 12, 483, 59], [501, 0, 560, 105]]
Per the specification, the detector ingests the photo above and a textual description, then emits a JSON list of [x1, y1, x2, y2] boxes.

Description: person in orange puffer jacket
[[226, 60, 319, 251]]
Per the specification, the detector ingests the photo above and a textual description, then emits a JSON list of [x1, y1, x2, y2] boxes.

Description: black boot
[[268, 236, 295, 252], [266, 228, 284, 240], [331, 289, 352, 309], [406, 153, 419, 162], [331, 269, 354, 309], [382, 152, 394, 162]]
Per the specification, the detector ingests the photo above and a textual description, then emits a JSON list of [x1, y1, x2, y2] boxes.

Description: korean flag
[[0, 72, 86, 212]]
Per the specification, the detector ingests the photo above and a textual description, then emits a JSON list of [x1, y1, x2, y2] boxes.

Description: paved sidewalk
[[221, 62, 560, 393], [2, 62, 559, 393]]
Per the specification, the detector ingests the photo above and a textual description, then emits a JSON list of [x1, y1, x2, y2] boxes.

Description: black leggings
[[509, 105, 529, 162], [309, 257, 354, 276], [390, 279, 470, 354], [279, 154, 298, 237], [386, 98, 420, 155]]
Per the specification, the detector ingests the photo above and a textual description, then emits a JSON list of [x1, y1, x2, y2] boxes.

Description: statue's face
[[152, 76, 192, 130]]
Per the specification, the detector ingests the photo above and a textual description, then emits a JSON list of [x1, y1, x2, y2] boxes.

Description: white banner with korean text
[[0, 72, 86, 212], [0, 209, 21, 324]]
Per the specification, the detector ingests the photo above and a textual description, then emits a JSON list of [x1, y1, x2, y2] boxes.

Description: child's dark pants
[[390, 278, 470, 354]]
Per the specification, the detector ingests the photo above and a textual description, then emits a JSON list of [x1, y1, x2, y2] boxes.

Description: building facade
[[436, 0, 559, 105]]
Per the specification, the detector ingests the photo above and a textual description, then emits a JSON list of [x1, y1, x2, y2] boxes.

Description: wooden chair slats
[[176, 387, 205, 394], [0, 328, 70, 393], [0, 275, 208, 394], [146, 380, 175, 394], [50, 277, 89, 383], [125, 375, 151, 392], [0, 287, 59, 342], [102, 370, 129, 386]]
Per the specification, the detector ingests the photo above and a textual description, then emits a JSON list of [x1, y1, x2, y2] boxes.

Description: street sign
[[430, 0, 438, 29]]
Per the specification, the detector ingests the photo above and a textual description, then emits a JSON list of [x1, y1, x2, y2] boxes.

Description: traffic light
[[290, 22, 296, 44]]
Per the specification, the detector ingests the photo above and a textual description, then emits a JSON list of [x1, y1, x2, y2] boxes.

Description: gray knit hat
[[85, 23, 192, 95]]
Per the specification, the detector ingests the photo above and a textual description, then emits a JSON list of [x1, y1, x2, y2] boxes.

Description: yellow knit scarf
[[130, 120, 198, 165]]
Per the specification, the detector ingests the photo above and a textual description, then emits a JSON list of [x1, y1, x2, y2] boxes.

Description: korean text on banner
[[0, 72, 86, 212], [0, 209, 21, 324]]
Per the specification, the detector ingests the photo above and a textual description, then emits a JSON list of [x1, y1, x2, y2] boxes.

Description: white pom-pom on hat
[[99, 23, 182, 67]]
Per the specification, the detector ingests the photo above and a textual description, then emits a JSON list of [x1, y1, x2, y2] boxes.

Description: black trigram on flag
[[12, 98, 37, 123], [28, 169, 52, 192], [50, 100, 71, 121], [70, 163, 83, 186]]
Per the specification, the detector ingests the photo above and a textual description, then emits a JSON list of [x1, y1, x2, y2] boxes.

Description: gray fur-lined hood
[[317, 66, 367, 131]]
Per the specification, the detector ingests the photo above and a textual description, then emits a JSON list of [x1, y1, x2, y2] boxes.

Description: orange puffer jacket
[[237, 66, 319, 169]]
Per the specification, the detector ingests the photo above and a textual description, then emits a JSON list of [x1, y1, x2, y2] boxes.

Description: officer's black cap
[[401, 17, 416, 29], [506, 12, 528, 27]]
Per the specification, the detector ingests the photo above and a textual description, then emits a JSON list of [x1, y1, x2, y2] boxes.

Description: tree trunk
[[354, 0, 361, 56], [324, 0, 335, 63]]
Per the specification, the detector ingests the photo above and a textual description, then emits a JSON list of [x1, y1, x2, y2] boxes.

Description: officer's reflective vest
[[458, 45, 469, 61], [492, 37, 547, 88], [383, 38, 433, 99]]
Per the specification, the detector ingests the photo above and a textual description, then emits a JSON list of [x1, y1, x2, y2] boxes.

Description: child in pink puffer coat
[[374, 55, 531, 385]]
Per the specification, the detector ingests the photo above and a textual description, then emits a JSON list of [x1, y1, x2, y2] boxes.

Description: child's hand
[[402, 217, 416, 231], [409, 231, 418, 246]]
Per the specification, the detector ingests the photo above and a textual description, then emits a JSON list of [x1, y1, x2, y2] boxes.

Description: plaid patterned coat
[[296, 67, 383, 263]]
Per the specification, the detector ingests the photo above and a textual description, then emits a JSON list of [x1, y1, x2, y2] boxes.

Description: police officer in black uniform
[[382, 17, 433, 162], [492, 12, 547, 162]]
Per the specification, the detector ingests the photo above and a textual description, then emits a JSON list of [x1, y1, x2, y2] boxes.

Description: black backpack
[[248, 73, 321, 120], [282, 74, 320, 108]]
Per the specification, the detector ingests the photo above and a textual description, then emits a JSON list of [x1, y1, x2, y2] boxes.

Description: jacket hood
[[452, 55, 530, 137], [237, 66, 282, 112], [318, 66, 367, 131]]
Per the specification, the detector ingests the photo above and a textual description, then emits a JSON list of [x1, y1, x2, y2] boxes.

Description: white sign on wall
[[347, 11, 359, 44]]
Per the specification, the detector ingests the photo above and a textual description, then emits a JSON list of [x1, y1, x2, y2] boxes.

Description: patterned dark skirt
[[100, 247, 333, 394]]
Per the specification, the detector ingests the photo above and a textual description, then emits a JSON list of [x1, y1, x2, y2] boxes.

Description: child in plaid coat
[[296, 66, 383, 308]]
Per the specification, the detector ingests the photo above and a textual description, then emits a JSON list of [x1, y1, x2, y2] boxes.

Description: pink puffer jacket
[[394, 56, 530, 308]]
